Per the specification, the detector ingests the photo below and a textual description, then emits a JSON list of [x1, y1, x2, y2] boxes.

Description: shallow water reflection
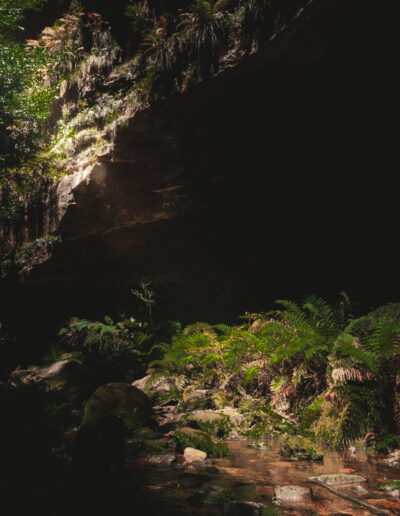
[[129, 439, 400, 515]]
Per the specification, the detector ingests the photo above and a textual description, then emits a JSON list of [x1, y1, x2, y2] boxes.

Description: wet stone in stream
[[274, 485, 312, 503]]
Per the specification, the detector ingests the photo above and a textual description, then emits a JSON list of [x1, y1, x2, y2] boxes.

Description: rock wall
[[2, 0, 397, 332]]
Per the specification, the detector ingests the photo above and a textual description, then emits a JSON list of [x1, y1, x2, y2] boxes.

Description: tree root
[[308, 480, 396, 515]]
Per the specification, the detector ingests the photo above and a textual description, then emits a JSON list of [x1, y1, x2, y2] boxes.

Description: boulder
[[82, 382, 151, 429], [310, 473, 367, 485], [10, 360, 81, 387], [183, 389, 211, 410], [184, 447, 207, 462], [174, 427, 229, 457], [279, 435, 323, 461], [186, 410, 229, 435], [274, 485, 312, 503], [220, 406, 245, 426]]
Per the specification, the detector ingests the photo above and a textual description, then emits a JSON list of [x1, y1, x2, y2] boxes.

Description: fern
[[243, 366, 260, 388], [201, 352, 224, 367], [303, 295, 339, 338], [366, 318, 400, 359], [275, 299, 308, 329]]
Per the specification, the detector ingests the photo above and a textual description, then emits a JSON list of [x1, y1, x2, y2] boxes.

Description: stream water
[[128, 440, 400, 515]]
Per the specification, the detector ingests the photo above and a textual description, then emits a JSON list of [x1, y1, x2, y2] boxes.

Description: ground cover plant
[[146, 295, 400, 450]]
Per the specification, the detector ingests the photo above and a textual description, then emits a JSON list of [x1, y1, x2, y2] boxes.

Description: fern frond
[[201, 352, 223, 367], [366, 318, 400, 359], [243, 366, 260, 388], [275, 299, 308, 329], [303, 295, 338, 337]]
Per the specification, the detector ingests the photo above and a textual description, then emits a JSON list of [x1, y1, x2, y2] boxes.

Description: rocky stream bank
[[7, 358, 400, 516]]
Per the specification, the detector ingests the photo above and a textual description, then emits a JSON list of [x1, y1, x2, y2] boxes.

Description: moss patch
[[279, 435, 323, 461], [380, 480, 400, 492], [185, 410, 232, 437], [174, 427, 229, 457]]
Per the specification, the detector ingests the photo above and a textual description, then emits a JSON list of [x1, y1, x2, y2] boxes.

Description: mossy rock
[[279, 435, 323, 461], [238, 397, 266, 413], [182, 389, 212, 410], [82, 382, 151, 430], [186, 410, 232, 437], [175, 427, 229, 457]]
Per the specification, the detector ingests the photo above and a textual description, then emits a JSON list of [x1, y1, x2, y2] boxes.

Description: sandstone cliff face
[[3, 0, 392, 326]]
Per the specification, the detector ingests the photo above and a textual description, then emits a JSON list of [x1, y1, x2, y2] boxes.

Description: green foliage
[[0, 0, 46, 30], [0, 0, 62, 168], [313, 386, 386, 450], [298, 397, 323, 435], [243, 366, 260, 388], [58, 315, 148, 354], [379, 480, 400, 491], [174, 426, 229, 456], [147, 295, 400, 449], [178, 0, 229, 63], [374, 434, 399, 454], [279, 434, 324, 461], [126, 0, 153, 47]]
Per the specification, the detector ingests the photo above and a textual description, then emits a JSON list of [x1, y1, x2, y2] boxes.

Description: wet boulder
[[174, 427, 229, 457], [184, 447, 207, 462], [279, 435, 323, 461], [310, 473, 367, 485], [220, 406, 245, 426], [186, 410, 230, 436], [274, 485, 312, 503], [82, 382, 151, 429]]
